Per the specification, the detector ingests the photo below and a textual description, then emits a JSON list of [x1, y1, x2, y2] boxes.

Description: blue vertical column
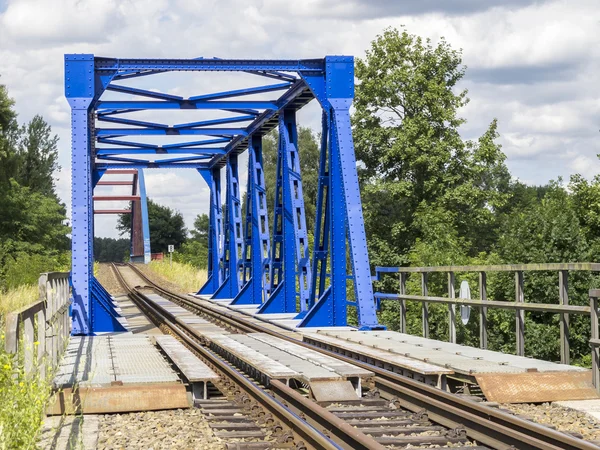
[[299, 56, 381, 329], [213, 155, 243, 299], [66, 56, 95, 335], [66, 54, 125, 334], [258, 111, 311, 315], [231, 135, 271, 305], [308, 112, 330, 310], [137, 169, 151, 264], [197, 167, 223, 295]]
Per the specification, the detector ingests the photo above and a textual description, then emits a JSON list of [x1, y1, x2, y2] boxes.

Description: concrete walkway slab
[[38, 414, 99, 450]]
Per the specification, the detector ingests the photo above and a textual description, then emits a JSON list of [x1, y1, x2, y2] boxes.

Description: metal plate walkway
[[304, 330, 599, 403]]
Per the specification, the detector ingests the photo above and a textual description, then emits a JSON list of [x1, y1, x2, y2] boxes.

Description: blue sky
[[0, 0, 598, 238]]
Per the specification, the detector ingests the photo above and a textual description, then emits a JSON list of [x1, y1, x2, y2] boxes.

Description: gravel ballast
[[502, 402, 600, 441], [97, 409, 223, 450]]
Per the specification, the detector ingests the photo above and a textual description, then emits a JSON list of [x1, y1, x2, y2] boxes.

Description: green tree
[[94, 237, 130, 263], [190, 213, 209, 241], [0, 82, 19, 187], [16, 115, 60, 197], [492, 182, 595, 361], [117, 199, 187, 253], [353, 27, 510, 265]]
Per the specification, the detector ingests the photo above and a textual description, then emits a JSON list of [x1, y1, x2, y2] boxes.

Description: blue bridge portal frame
[[65, 54, 381, 334]]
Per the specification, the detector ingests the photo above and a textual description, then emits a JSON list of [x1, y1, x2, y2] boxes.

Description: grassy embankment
[[148, 260, 208, 293]]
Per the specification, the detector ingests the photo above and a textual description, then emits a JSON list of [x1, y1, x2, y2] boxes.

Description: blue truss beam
[[190, 82, 292, 101], [212, 155, 243, 299], [96, 162, 209, 170], [95, 58, 325, 73], [66, 53, 381, 334], [257, 110, 311, 315], [297, 57, 382, 329], [96, 100, 278, 110], [96, 148, 226, 155], [174, 116, 255, 128], [231, 134, 271, 306], [212, 80, 312, 168], [96, 128, 247, 136], [197, 168, 224, 295], [106, 84, 184, 101]]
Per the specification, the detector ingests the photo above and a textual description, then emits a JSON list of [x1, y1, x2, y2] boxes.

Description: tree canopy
[[117, 198, 187, 253], [0, 81, 69, 289], [354, 27, 511, 266]]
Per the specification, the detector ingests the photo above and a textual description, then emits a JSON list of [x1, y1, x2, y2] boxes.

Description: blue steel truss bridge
[[66, 54, 382, 335]]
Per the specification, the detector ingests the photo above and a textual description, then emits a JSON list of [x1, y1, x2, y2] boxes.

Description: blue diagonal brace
[[213, 155, 243, 299], [231, 135, 271, 305]]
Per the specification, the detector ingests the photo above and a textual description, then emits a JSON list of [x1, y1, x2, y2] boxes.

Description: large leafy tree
[[117, 199, 187, 253], [353, 27, 510, 265]]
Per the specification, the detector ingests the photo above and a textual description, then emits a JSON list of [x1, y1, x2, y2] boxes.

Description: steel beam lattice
[[65, 53, 382, 334]]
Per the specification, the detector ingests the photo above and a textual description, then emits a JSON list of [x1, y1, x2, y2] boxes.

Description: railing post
[[590, 290, 600, 392], [399, 272, 407, 334], [515, 271, 525, 356], [448, 272, 456, 343], [479, 271, 488, 349], [421, 272, 429, 338], [23, 314, 35, 375], [5, 313, 18, 354], [559, 270, 570, 364], [37, 308, 46, 380]]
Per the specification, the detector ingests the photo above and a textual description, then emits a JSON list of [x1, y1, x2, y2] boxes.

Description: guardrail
[[4, 272, 71, 378], [374, 263, 600, 367]]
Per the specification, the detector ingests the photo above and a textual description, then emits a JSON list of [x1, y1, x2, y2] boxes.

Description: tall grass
[[0, 285, 39, 324], [148, 260, 208, 293]]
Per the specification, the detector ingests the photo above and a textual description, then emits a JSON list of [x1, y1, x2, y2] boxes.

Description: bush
[[172, 240, 208, 269], [0, 335, 52, 449], [0, 251, 70, 291]]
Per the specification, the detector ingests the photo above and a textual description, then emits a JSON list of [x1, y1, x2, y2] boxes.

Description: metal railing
[[374, 263, 600, 367], [4, 272, 71, 378]]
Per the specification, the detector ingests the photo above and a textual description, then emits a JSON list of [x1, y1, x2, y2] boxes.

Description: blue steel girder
[[197, 167, 224, 295], [308, 112, 331, 309], [257, 111, 311, 315], [212, 155, 243, 299], [231, 134, 271, 306], [297, 56, 381, 329], [66, 53, 381, 333]]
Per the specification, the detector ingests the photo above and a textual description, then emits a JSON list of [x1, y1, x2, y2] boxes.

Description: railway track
[[113, 263, 600, 450]]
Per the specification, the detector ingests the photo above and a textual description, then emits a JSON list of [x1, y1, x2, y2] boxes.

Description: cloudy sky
[[0, 0, 598, 238]]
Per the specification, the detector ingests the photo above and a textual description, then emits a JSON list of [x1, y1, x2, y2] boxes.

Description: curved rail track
[[113, 263, 600, 450]]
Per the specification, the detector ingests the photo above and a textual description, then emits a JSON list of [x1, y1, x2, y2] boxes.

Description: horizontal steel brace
[[96, 148, 226, 155], [95, 162, 209, 169], [96, 128, 247, 136], [96, 100, 278, 110], [94, 57, 325, 72]]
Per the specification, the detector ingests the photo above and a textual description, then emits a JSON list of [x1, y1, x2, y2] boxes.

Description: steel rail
[[124, 263, 599, 450], [112, 264, 382, 450]]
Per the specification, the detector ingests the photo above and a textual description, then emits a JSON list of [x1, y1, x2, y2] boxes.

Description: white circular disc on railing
[[459, 280, 472, 325]]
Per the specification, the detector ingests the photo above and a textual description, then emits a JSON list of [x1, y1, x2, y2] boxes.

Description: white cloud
[[1, 0, 599, 238]]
